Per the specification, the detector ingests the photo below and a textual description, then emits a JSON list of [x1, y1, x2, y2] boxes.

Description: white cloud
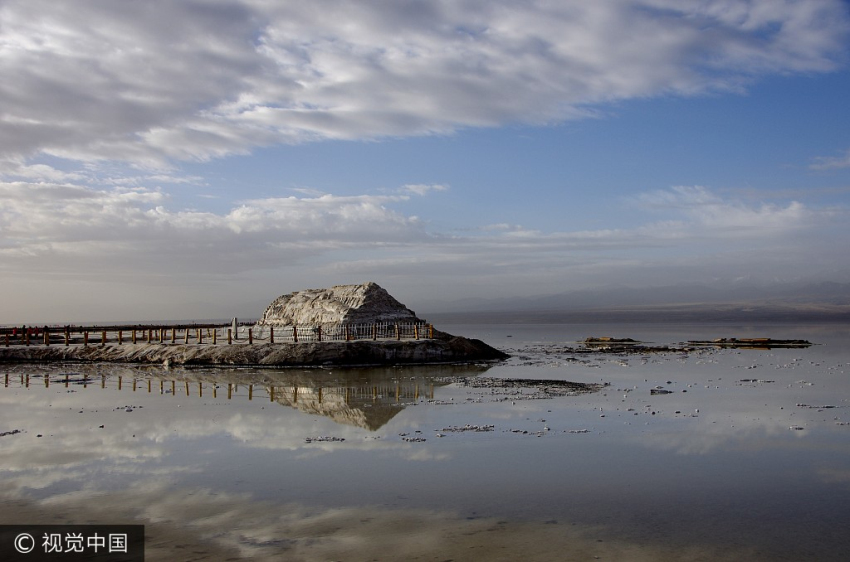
[[1, 0, 847, 168], [0, 161, 87, 183], [636, 185, 813, 234], [0, 181, 429, 277], [400, 184, 449, 196], [810, 148, 850, 170], [476, 223, 522, 232]]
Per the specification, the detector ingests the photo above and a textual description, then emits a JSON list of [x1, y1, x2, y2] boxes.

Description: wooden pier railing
[[0, 322, 435, 347]]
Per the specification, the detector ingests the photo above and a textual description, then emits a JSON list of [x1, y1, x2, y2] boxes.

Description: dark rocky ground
[[0, 331, 508, 367]]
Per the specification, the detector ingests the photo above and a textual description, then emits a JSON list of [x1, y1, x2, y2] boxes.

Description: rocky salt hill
[[0, 283, 508, 367]]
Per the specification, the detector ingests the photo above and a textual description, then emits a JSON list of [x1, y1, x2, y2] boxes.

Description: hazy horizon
[[5, 277, 849, 326]]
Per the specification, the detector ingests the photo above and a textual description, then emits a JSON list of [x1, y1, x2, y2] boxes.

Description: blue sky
[[1, 0, 850, 323]]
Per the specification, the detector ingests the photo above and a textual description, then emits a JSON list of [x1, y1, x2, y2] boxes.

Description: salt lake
[[1, 322, 849, 560]]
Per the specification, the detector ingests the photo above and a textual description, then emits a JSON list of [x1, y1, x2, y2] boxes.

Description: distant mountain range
[[421, 280, 850, 323]]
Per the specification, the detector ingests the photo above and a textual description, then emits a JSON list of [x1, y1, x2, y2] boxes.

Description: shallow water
[[1, 322, 849, 560]]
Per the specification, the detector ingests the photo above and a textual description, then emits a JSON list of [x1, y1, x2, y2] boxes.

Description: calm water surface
[[1, 323, 849, 560]]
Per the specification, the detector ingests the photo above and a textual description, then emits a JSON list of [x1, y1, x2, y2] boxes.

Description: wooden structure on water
[[0, 321, 435, 348], [686, 338, 812, 349]]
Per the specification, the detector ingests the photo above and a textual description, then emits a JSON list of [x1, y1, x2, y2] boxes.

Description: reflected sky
[[2, 324, 850, 560]]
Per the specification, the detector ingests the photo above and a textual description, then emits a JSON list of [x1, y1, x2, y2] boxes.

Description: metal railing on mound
[[252, 322, 432, 343]]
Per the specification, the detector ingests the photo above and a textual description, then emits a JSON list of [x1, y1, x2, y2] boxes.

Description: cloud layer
[[1, 0, 847, 166], [0, 181, 430, 276], [1, 179, 843, 314]]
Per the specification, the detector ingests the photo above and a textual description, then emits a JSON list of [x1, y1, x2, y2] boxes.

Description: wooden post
[[147, 329, 152, 342], [25, 331, 29, 346], [270, 327, 274, 344], [101, 330, 106, 346], [4, 334, 8, 347], [227, 383, 232, 399], [248, 328, 253, 344], [248, 384, 253, 400], [212, 329, 217, 345], [171, 328, 176, 343], [118, 330, 123, 345], [227, 329, 232, 345], [415, 324, 419, 340], [198, 328, 203, 344], [159, 328, 164, 343], [65, 329, 70, 346], [429, 324, 434, 339], [83, 332, 88, 347], [293, 326, 298, 343], [132, 330, 137, 344], [184, 330, 189, 344], [44, 329, 49, 346]]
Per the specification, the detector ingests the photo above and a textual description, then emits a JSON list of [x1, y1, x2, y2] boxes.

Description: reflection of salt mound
[[273, 386, 408, 431], [257, 282, 420, 326]]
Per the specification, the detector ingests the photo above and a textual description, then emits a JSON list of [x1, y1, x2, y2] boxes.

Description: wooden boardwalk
[[1, 322, 435, 347]]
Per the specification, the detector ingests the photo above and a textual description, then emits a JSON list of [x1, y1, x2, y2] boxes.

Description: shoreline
[[0, 334, 509, 367]]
